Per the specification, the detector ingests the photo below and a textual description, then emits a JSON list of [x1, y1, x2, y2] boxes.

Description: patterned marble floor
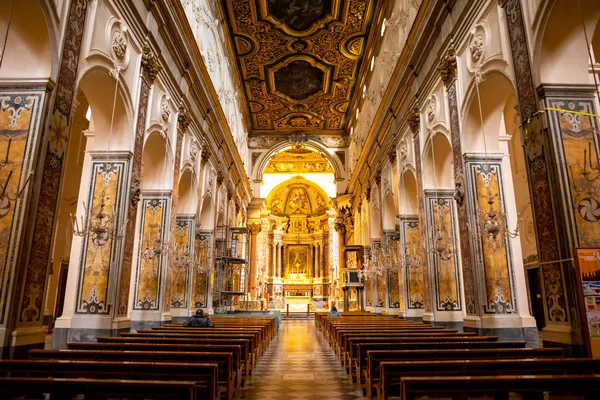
[[236, 320, 364, 399]]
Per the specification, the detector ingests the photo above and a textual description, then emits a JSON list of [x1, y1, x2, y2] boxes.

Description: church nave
[[237, 320, 363, 400]]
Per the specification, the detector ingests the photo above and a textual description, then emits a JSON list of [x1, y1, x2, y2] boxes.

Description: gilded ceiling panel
[[220, 0, 377, 138]]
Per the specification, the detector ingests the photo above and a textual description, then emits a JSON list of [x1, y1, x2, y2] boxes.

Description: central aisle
[[236, 319, 364, 399]]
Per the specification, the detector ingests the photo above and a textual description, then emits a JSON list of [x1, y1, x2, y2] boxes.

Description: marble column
[[343, 287, 349, 312], [334, 221, 346, 268], [500, 0, 567, 349], [269, 239, 275, 280], [320, 243, 325, 279], [247, 222, 261, 299], [311, 245, 315, 277], [15, 0, 89, 356]]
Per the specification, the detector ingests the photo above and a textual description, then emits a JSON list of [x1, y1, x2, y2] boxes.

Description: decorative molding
[[141, 42, 162, 83]]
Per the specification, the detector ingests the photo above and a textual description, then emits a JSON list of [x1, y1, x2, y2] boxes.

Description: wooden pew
[[353, 340, 527, 385], [122, 331, 262, 358], [337, 330, 476, 357], [65, 342, 244, 389], [345, 335, 501, 372], [0, 376, 203, 400], [357, 341, 535, 389], [379, 357, 600, 400], [400, 374, 600, 400], [92, 335, 252, 376], [332, 326, 452, 349], [0, 359, 219, 400], [365, 347, 565, 399], [30, 349, 236, 400]]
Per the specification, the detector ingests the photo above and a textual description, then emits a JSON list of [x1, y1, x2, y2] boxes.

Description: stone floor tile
[[235, 320, 362, 399]]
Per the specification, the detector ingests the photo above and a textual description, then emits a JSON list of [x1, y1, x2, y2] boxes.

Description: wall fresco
[[170, 217, 194, 308], [402, 218, 424, 309], [77, 160, 127, 314], [375, 275, 385, 307], [387, 269, 400, 308], [0, 89, 46, 324], [366, 277, 373, 306], [425, 194, 461, 311], [193, 231, 212, 308], [548, 99, 600, 247], [466, 160, 516, 314], [134, 197, 169, 310]]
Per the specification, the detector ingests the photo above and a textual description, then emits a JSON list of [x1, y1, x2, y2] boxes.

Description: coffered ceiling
[[219, 0, 380, 139]]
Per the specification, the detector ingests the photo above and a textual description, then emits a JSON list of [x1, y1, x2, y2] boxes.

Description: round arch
[[177, 168, 198, 215], [141, 132, 171, 191], [534, 0, 600, 86], [461, 70, 519, 155], [422, 131, 453, 189], [199, 195, 214, 230], [383, 192, 397, 230], [0, 0, 56, 80], [254, 140, 344, 182], [399, 167, 418, 215], [77, 66, 134, 152]]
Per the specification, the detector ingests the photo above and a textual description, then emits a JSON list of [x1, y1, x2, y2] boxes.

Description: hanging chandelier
[[472, 69, 519, 240], [70, 65, 127, 247]]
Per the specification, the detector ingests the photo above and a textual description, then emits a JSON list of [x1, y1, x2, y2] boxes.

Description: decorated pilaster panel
[[0, 88, 49, 324], [192, 230, 212, 308], [366, 278, 374, 307], [384, 230, 401, 309], [18, 0, 88, 324], [117, 42, 161, 316], [447, 83, 477, 315], [400, 217, 424, 309], [412, 131, 432, 312], [170, 216, 194, 308], [541, 94, 600, 248], [372, 240, 385, 308], [465, 157, 517, 314], [424, 191, 461, 311], [133, 196, 170, 310], [502, 0, 569, 326], [76, 158, 128, 314]]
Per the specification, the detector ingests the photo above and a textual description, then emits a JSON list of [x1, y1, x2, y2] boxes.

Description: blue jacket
[[328, 310, 341, 317]]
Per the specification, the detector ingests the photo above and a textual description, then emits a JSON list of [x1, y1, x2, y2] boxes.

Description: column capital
[[407, 105, 421, 134], [437, 40, 457, 87], [141, 42, 162, 83], [247, 221, 262, 235], [177, 103, 191, 133]]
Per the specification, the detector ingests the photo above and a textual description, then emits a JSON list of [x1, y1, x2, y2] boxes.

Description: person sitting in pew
[[184, 309, 215, 327], [328, 306, 341, 317]]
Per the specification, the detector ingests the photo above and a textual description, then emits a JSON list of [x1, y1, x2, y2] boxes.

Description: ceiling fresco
[[220, 0, 378, 138], [264, 146, 334, 174]]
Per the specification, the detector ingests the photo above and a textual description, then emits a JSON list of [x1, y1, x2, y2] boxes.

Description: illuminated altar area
[[251, 149, 339, 310]]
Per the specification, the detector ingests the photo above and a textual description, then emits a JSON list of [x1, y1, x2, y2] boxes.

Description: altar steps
[[281, 312, 315, 320]]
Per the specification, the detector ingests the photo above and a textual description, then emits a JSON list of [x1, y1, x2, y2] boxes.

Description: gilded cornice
[[347, 0, 461, 194], [152, 0, 252, 201]]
